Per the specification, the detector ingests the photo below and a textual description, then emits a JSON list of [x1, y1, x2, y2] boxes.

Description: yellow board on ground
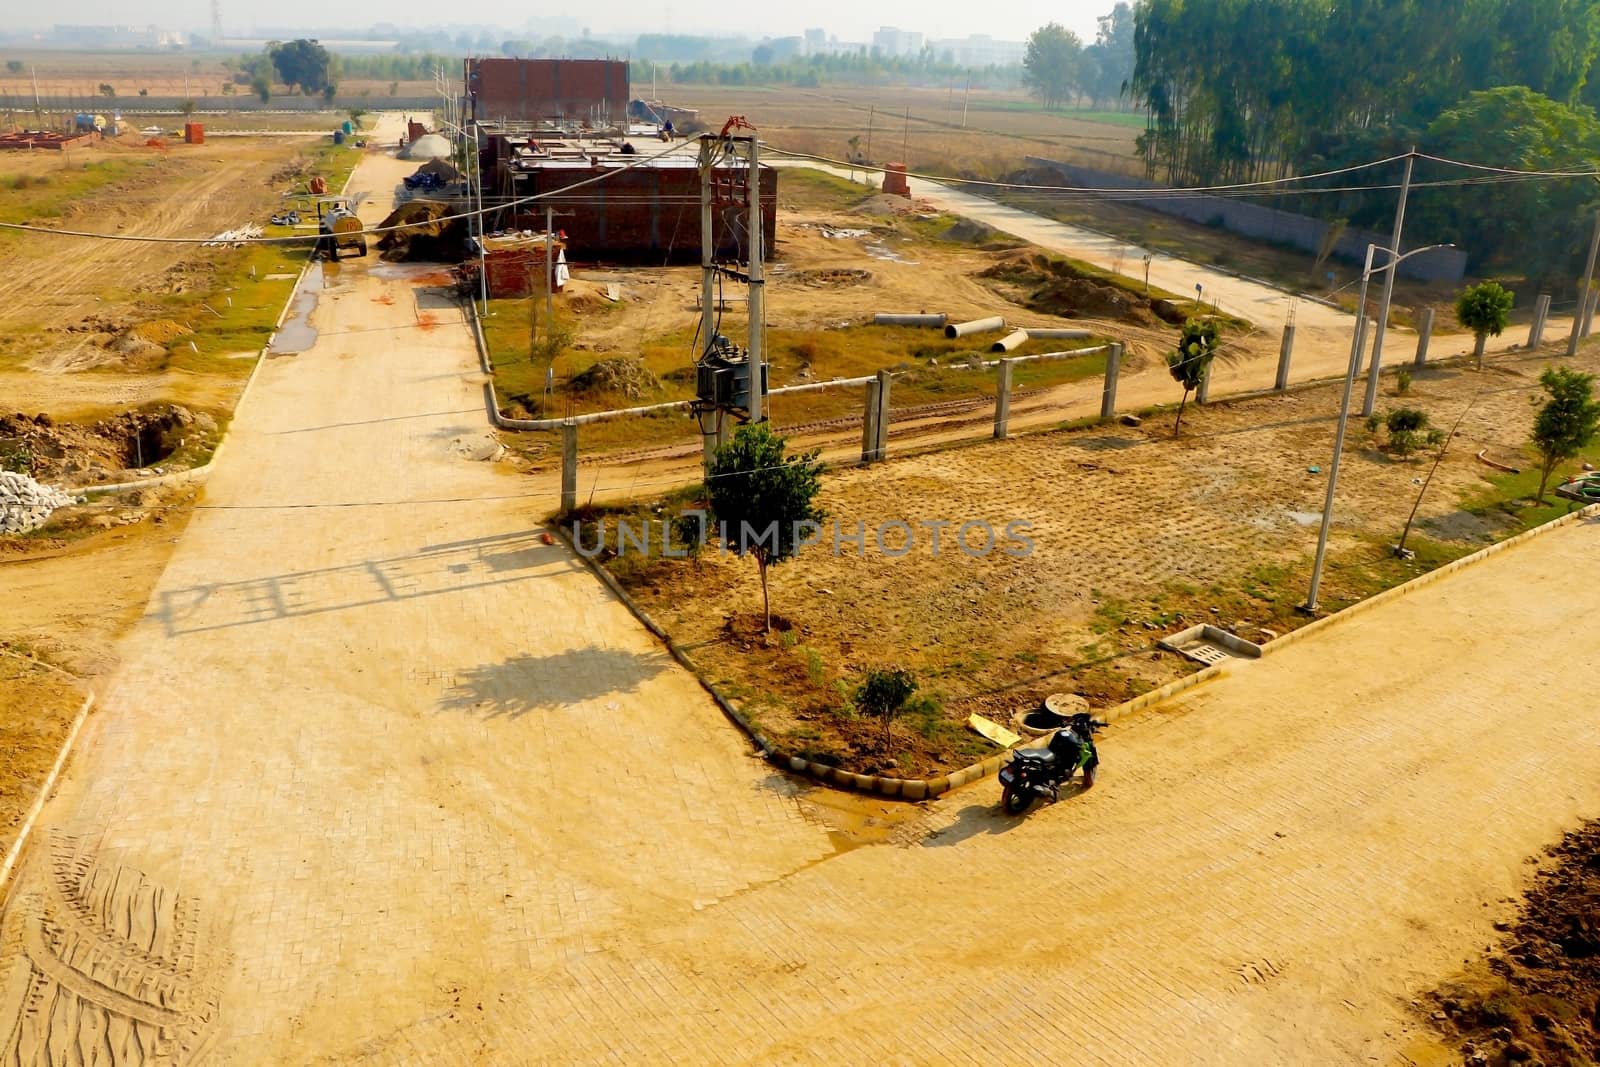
[[968, 714, 1022, 749]]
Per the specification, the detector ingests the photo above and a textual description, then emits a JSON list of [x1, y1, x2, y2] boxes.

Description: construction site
[[1, 47, 1599, 1067]]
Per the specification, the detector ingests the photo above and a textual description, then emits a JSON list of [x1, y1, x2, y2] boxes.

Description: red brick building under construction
[[465, 58, 630, 125]]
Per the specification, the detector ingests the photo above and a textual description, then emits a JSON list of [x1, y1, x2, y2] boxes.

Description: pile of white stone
[[0, 470, 79, 534]]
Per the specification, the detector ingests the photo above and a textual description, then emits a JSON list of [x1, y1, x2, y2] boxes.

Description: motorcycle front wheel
[[1001, 786, 1033, 815]]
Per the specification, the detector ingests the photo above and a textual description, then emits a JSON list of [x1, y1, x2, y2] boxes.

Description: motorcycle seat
[[1014, 748, 1056, 763]]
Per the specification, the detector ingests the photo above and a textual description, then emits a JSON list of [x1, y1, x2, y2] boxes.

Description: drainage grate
[[1183, 642, 1230, 666]]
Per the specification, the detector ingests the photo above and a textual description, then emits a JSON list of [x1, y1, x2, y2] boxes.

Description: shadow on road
[[153, 530, 560, 637], [920, 787, 1090, 847], [438, 647, 671, 719]]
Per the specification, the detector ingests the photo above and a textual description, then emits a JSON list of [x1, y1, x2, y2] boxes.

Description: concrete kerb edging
[[552, 518, 1235, 801], [1263, 501, 1600, 654], [0, 652, 95, 906], [552, 502, 1597, 802], [551, 523, 779, 758]]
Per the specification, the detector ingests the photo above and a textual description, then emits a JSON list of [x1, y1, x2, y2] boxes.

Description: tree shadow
[[437, 647, 671, 720]]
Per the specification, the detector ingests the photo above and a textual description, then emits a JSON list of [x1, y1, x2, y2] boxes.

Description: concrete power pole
[[1569, 210, 1600, 357], [1362, 149, 1415, 418], [745, 135, 764, 424]]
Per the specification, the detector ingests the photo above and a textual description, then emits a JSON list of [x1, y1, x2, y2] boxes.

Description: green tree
[[1420, 87, 1600, 284], [270, 39, 334, 97], [347, 108, 366, 129], [856, 666, 918, 749], [1166, 318, 1218, 435], [1083, 2, 1135, 108], [1023, 22, 1082, 110], [5, 61, 22, 75], [707, 423, 826, 632], [1454, 280, 1515, 368], [97, 83, 115, 98], [179, 99, 196, 117], [1531, 366, 1600, 502], [252, 76, 270, 103]]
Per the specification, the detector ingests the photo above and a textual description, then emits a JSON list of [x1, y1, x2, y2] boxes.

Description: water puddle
[[864, 241, 919, 265], [267, 262, 329, 355]]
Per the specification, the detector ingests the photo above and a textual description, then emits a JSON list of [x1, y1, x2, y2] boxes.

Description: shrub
[[855, 666, 918, 748]]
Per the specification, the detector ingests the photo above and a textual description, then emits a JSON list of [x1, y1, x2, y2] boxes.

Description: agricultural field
[[661, 82, 1145, 178], [0, 50, 434, 101]]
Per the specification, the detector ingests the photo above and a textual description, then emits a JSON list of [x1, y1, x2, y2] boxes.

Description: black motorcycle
[[998, 713, 1107, 815]]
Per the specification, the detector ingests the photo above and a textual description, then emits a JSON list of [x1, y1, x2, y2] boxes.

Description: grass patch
[[0, 156, 153, 229], [779, 167, 871, 213]]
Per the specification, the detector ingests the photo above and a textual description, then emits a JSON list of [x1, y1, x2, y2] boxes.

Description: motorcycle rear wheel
[[1001, 786, 1033, 815]]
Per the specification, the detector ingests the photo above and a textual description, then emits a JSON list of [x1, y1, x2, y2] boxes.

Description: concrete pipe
[[990, 330, 1029, 352], [944, 315, 1006, 339], [1024, 328, 1092, 340], [873, 313, 947, 328]]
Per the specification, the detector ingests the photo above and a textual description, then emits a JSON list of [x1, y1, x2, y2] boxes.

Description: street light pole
[[1304, 241, 1453, 613], [1362, 150, 1415, 418], [1305, 244, 1376, 614]]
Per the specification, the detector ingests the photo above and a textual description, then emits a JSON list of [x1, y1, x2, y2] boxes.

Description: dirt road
[[3, 127, 1598, 1064]]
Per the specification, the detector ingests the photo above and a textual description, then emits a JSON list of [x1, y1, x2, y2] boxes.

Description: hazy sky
[[14, 1, 1110, 48]]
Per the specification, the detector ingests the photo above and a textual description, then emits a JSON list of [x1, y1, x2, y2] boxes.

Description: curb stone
[[552, 503, 1598, 803], [551, 519, 1225, 801], [1262, 502, 1599, 653]]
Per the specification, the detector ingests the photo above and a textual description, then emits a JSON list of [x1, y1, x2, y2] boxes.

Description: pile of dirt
[[855, 193, 937, 217], [787, 268, 872, 289], [978, 252, 1184, 326], [568, 358, 660, 401], [944, 218, 1002, 244], [0, 406, 217, 482], [128, 319, 192, 345], [376, 199, 470, 262], [1430, 824, 1600, 1065]]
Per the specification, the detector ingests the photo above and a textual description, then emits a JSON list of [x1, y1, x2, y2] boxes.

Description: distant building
[[765, 36, 804, 61], [50, 24, 186, 49], [932, 34, 1026, 67], [465, 58, 630, 125], [803, 28, 826, 56], [871, 27, 924, 58]]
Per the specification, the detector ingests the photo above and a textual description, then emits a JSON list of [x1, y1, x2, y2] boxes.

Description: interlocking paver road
[[2, 126, 1598, 1065]]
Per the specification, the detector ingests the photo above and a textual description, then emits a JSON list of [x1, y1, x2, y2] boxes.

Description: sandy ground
[[0, 134, 320, 419], [621, 346, 1600, 767], [2, 118, 1598, 1063], [0, 222, 1596, 1055]]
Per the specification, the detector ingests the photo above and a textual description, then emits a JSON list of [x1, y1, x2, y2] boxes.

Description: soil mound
[[0, 405, 216, 481], [569, 358, 660, 401], [129, 319, 193, 345], [979, 252, 1162, 326], [1431, 822, 1600, 1064], [945, 218, 1000, 244], [375, 199, 470, 261]]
